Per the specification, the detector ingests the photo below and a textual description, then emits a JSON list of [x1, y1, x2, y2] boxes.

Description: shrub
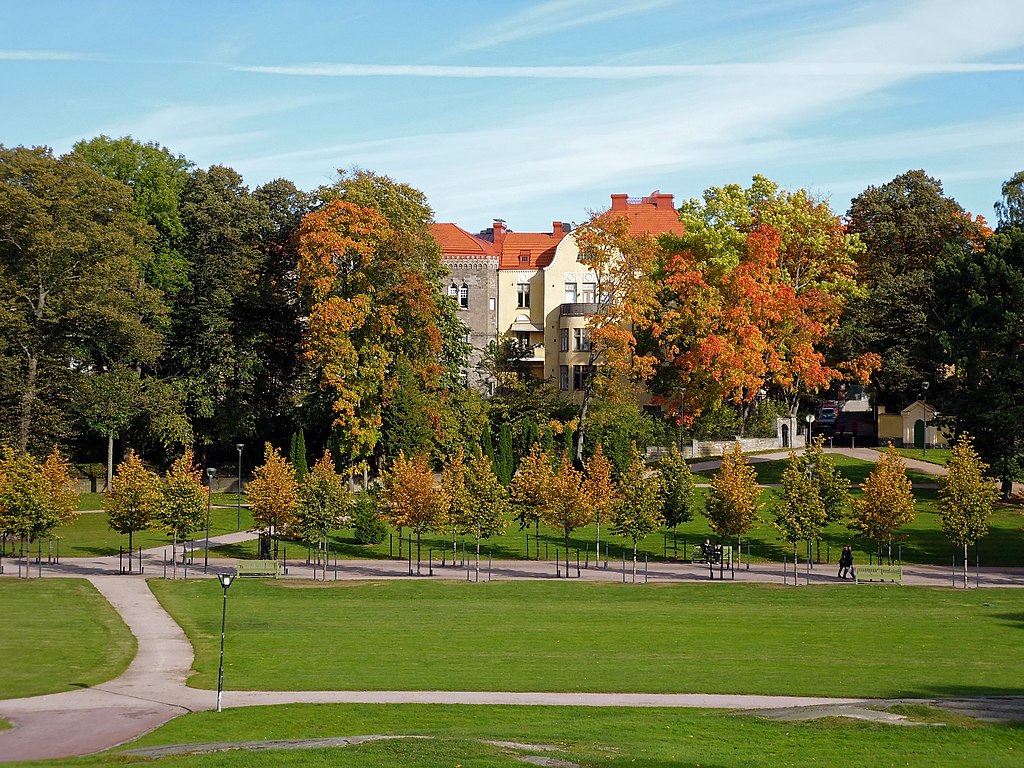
[[352, 491, 388, 545]]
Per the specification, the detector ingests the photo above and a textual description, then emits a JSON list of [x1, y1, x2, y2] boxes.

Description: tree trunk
[[963, 542, 969, 589], [595, 513, 601, 564], [18, 351, 39, 452], [475, 525, 481, 582], [107, 431, 114, 491], [632, 541, 638, 583], [128, 530, 134, 573]]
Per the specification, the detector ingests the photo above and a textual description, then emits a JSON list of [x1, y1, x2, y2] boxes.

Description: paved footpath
[[0, 447, 1020, 762]]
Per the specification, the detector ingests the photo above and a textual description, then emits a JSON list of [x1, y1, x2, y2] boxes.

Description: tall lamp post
[[921, 381, 929, 458], [805, 414, 815, 446], [205, 467, 216, 572], [216, 573, 233, 712], [235, 444, 244, 532]]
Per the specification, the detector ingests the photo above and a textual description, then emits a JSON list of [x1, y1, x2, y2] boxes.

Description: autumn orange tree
[[378, 451, 444, 573], [849, 444, 916, 563], [654, 176, 877, 431], [246, 442, 299, 559], [298, 171, 470, 474]]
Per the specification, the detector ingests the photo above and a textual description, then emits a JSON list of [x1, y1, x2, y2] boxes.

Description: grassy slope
[[13, 704, 1022, 768], [0, 579, 135, 699], [150, 579, 1024, 699]]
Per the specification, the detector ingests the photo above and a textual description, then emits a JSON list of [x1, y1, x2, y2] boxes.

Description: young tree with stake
[[938, 434, 998, 587], [610, 447, 663, 581]]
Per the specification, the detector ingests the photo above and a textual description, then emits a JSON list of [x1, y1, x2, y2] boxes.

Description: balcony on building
[[560, 302, 600, 317]]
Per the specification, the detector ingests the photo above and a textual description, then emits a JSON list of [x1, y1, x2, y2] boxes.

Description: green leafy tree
[[0, 146, 164, 453], [838, 170, 991, 410], [658, 443, 699, 535], [296, 450, 348, 547], [801, 436, 849, 523], [462, 450, 511, 577], [72, 135, 193, 296], [704, 443, 762, 544], [610, 447, 664, 581], [494, 422, 514, 485], [289, 429, 309, 483], [106, 450, 162, 555], [584, 442, 618, 561], [157, 447, 206, 578], [440, 449, 472, 557], [480, 425, 495, 466], [352, 490, 387, 545], [935, 226, 1024, 496], [0, 447, 78, 554], [995, 169, 1024, 231], [849, 444, 916, 561], [938, 435, 999, 587], [772, 452, 828, 567], [247, 442, 299, 559]]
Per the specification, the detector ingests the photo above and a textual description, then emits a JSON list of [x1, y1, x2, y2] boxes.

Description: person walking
[[838, 545, 854, 579]]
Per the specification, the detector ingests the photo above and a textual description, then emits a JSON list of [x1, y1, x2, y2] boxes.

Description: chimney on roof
[[493, 219, 507, 247], [610, 194, 628, 211], [552, 221, 563, 236], [654, 193, 675, 210]]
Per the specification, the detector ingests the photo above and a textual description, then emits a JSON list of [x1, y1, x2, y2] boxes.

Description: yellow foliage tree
[[106, 449, 162, 555], [540, 452, 592, 561], [704, 443, 762, 544], [584, 442, 618, 561], [379, 452, 444, 572], [849, 443, 915, 561], [938, 434, 998, 587], [509, 443, 554, 557], [247, 442, 299, 559]]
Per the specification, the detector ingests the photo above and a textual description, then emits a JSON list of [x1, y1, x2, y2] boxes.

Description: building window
[[517, 282, 531, 308], [489, 297, 496, 311], [559, 328, 569, 352], [572, 364, 596, 390], [559, 365, 570, 390], [581, 281, 596, 303], [564, 282, 578, 303], [448, 283, 458, 299], [573, 328, 590, 351], [459, 284, 469, 309]]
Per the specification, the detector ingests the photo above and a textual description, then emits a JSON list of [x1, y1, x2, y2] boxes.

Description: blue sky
[[4, 0, 1024, 232]]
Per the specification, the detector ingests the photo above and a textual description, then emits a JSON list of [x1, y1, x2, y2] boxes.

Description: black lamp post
[[205, 467, 216, 572], [921, 381, 929, 458], [235, 444, 244, 532], [216, 572, 233, 712]]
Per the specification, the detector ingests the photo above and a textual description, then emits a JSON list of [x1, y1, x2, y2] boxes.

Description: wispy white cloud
[[0, 49, 92, 61], [458, 0, 678, 51], [233, 61, 1024, 79]]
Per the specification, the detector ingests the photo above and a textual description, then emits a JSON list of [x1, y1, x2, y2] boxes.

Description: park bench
[[854, 564, 903, 585], [689, 544, 732, 565], [235, 559, 280, 578]]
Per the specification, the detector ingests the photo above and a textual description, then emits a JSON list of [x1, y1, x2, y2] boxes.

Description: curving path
[[0, 447, 1018, 762]]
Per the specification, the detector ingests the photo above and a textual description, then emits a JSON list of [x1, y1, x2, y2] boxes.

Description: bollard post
[[119, 546, 124, 575], [556, 548, 561, 578], [164, 548, 167, 579], [488, 550, 492, 582], [576, 548, 581, 578], [644, 553, 649, 584], [976, 552, 980, 589], [783, 555, 788, 585], [585, 543, 589, 569], [139, 546, 143, 575], [429, 548, 433, 576], [952, 552, 957, 588], [806, 553, 811, 585], [283, 547, 288, 575], [622, 549, 626, 583]]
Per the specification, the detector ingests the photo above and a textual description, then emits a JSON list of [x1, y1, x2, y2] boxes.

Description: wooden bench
[[235, 559, 280, 578], [854, 565, 903, 584]]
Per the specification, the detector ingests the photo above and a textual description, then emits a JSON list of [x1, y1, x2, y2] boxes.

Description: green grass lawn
[[150, 579, 1024, 700], [0, 579, 135, 699], [40, 504, 255, 558], [15, 703, 1022, 768], [873, 447, 953, 467]]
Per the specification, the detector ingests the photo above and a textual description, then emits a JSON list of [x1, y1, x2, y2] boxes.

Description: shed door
[[913, 419, 925, 449]]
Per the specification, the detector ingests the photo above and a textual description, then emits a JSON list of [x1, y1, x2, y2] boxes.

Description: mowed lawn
[[0, 579, 135, 699], [33, 703, 1007, 768], [150, 579, 1024, 699]]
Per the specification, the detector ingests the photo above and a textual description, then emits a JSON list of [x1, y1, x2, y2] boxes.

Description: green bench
[[235, 559, 281, 578], [854, 565, 903, 584]]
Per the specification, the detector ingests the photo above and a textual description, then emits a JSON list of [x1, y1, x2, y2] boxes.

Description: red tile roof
[[429, 223, 496, 258], [499, 231, 567, 270], [608, 192, 686, 237]]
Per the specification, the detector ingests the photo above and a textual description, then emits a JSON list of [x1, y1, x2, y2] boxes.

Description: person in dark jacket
[[838, 545, 854, 579]]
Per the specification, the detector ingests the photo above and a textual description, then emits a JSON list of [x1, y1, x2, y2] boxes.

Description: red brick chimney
[[610, 194, 628, 211], [552, 221, 563, 236], [654, 193, 675, 210], [492, 219, 507, 247]]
